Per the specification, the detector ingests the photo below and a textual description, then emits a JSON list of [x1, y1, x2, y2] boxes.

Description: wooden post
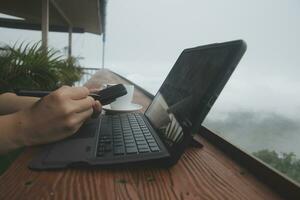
[[42, 0, 49, 52], [102, 39, 105, 69], [68, 26, 72, 59]]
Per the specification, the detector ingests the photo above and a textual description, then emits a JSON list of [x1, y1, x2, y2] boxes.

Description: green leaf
[[0, 41, 83, 92]]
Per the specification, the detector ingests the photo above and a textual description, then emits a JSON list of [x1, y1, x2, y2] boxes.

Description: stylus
[[15, 84, 127, 106], [15, 90, 101, 99]]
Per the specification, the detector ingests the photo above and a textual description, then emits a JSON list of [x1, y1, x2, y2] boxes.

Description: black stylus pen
[[15, 90, 101, 100]]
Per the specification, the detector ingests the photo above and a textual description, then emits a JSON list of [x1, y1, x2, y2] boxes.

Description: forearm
[[0, 112, 25, 154], [0, 86, 100, 155], [0, 93, 39, 115]]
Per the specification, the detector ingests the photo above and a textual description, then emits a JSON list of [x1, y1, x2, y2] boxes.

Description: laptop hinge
[[190, 134, 204, 148]]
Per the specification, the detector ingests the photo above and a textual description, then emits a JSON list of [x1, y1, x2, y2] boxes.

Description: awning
[[0, 0, 105, 34]]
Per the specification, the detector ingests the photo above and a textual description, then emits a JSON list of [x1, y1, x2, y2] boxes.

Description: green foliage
[[253, 149, 300, 183], [0, 42, 83, 92]]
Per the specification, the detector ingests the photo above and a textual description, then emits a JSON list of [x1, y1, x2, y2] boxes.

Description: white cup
[[110, 84, 134, 110]]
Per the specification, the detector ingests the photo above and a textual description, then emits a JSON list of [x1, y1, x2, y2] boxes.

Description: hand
[[16, 86, 101, 146], [89, 88, 102, 118]]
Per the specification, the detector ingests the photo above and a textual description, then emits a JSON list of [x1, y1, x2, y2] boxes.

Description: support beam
[[102, 38, 105, 69], [50, 0, 72, 25], [68, 26, 72, 59], [100, 0, 107, 68], [41, 0, 49, 51], [50, 0, 73, 59]]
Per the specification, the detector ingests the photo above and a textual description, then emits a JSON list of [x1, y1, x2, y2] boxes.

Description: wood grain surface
[[0, 69, 283, 200]]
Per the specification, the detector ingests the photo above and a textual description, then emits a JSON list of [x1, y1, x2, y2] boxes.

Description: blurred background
[[1, 0, 299, 182]]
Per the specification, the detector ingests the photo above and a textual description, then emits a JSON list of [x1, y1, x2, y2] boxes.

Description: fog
[[0, 0, 300, 156], [105, 0, 300, 157], [204, 111, 300, 156]]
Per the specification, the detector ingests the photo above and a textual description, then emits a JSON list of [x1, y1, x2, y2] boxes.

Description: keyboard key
[[99, 135, 112, 140], [150, 146, 160, 152], [113, 137, 122, 141], [148, 142, 158, 147], [137, 144, 149, 149], [135, 138, 145, 142], [125, 143, 136, 148], [124, 135, 133, 139], [114, 142, 123, 147], [123, 131, 131, 134], [100, 127, 112, 135], [126, 147, 138, 154], [114, 140, 123, 144], [124, 139, 135, 143], [98, 142, 105, 147], [147, 138, 155, 142], [134, 134, 142, 138], [97, 152, 104, 157], [104, 146, 112, 152], [97, 145, 105, 157], [139, 148, 150, 153], [137, 141, 147, 145], [124, 138, 134, 143], [133, 131, 142, 134], [98, 144, 104, 150], [114, 147, 125, 155], [145, 136, 153, 140], [113, 131, 121, 134], [114, 132, 122, 136]]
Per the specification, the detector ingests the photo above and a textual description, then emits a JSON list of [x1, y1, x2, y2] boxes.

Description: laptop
[[29, 40, 247, 170]]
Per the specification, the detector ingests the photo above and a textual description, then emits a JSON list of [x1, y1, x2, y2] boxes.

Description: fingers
[[71, 121, 85, 136], [89, 88, 101, 94], [72, 96, 95, 113], [72, 97, 102, 114], [58, 86, 90, 100], [75, 108, 94, 123], [91, 100, 102, 118], [60, 121, 83, 139], [74, 100, 102, 119], [93, 100, 102, 112]]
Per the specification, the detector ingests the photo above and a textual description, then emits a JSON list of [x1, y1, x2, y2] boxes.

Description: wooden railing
[[74, 67, 100, 86]]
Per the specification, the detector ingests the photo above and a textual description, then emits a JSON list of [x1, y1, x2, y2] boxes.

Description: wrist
[[0, 109, 36, 154], [9, 110, 32, 148]]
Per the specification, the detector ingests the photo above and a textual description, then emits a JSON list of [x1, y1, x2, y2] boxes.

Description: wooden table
[[0, 69, 283, 200]]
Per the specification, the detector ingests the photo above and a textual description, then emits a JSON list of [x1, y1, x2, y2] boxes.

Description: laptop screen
[[145, 40, 246, 153]]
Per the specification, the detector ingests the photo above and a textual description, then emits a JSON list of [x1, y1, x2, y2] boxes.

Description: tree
[[253, 149, 300, 183]]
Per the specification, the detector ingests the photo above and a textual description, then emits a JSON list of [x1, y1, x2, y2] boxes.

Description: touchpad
[[44, 139, 94, 164]]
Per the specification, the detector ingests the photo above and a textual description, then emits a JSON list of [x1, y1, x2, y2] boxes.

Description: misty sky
[[0, 0, 300, 156]]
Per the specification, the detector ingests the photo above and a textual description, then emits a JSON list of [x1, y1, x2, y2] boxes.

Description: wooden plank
[[0, 69, 283, 200]]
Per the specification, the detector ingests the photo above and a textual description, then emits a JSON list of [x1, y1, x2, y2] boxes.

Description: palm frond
[[0, 41, 83, 93]]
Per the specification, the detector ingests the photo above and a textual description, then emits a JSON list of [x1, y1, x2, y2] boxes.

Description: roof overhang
[[0, 0, 105, 35], [0, 17, 84, 33]]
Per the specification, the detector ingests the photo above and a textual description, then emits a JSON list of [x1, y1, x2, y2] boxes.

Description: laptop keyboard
[[96, 113, 160, 157]]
